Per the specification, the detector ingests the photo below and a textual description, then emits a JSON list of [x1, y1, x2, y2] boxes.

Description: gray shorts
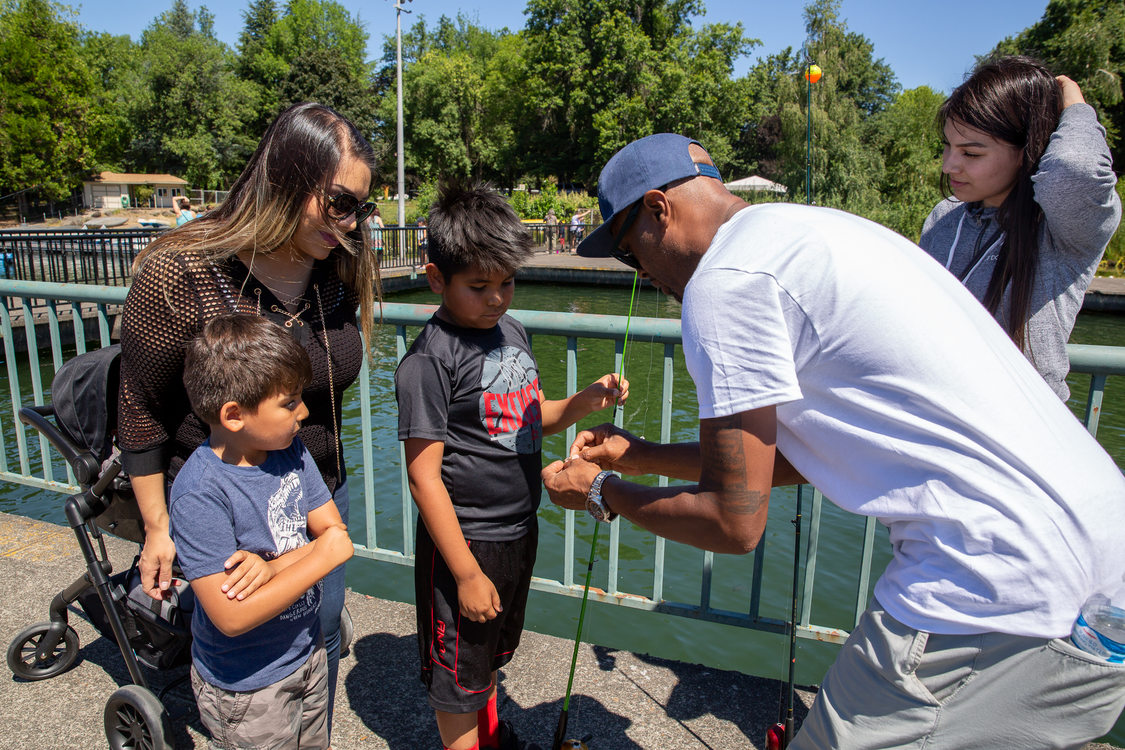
[[792, 601, 1125, 750], [191, 644, 329, 750]]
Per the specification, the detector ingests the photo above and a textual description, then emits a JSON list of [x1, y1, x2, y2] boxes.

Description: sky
[[72, 0, 1050, 94]]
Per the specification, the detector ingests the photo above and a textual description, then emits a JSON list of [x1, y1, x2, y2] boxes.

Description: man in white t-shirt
[[541, 133, 1125, 749]]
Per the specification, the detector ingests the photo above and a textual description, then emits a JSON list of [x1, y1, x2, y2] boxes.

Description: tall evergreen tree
[[772, 0, 898, 212], [81, 31, 143, 173], [236, 0, 282, 136], [129, 0, 258, 188], [520, 0, 755, 190], [0, 0, 97, 214]]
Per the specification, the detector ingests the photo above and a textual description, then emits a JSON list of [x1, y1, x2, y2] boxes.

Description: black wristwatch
[[585, 470, 618, 522]]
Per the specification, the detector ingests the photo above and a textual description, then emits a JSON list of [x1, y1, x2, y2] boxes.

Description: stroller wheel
[[104, 684, 173, 750], [7, 622, 80, 680], [340, 604, 354, 657]]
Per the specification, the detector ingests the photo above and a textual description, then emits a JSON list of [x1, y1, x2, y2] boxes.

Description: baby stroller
[[6, 344, 190, 750]]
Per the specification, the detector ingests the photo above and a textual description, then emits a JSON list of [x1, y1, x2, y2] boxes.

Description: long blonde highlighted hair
[[135, 102, 382, 354]]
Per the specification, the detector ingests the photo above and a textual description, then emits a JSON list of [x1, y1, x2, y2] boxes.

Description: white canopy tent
[[724, 175, 788, 194]]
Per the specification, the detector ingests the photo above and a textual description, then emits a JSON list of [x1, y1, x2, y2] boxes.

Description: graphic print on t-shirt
[[267, 470, 319, 622], [268, 471, 308, 554], [479, 345, 542, 454]]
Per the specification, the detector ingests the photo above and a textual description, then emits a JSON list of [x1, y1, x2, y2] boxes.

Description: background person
[[368, 203, 386, 263], [175, 197, 196, 226], [416, 217, 429, 268], [919, 56, 1121, 400], [543, 133, 1125, 749], [567, 208, 592, 252], [545, 207, 558, 253], [118, 101, 381, 737]]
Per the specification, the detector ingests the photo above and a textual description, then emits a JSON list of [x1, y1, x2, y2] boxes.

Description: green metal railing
[[2, 279, 1123, 649]]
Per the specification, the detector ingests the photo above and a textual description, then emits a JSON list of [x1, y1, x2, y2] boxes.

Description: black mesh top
[[118, 250, 363, 492]]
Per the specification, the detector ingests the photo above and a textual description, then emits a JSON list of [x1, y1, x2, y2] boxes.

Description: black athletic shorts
[[414, 519, 538, 713]]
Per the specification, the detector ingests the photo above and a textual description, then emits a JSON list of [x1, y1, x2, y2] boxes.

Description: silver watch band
[[587, 470, 618, 522]]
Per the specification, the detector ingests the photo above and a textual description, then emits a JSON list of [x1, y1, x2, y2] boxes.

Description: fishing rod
[[552, 270, 640, 750], [552, 520, 600, 750], [768, 53, 819, 750], [767, 488, 803, 749]]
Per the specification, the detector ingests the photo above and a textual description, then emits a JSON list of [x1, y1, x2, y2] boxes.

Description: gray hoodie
[[920, 103, 1120, 400]]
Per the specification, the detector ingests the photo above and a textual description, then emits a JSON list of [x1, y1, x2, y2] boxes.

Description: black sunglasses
[[325, 192, 377, 224], [610, 202, 643, 270]]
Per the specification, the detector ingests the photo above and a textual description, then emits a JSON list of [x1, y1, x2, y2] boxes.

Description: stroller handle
[[91, 460, 122, 497], [19, 405, 102, 486]]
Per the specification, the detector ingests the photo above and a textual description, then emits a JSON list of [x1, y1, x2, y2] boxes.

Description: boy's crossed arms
[[187, 500, 352, 637]]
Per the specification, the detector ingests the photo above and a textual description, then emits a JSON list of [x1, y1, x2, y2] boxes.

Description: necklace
[[270, 302, 311, 327], [243, 251, 313, 308], [251, 280, 343, 485], [314, 283, 343, 482], [253, 287, 310, 327]]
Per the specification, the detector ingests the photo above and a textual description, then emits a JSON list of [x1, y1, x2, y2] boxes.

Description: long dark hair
[[136, 102, 382, 352], [939, 56, 1062, 350]]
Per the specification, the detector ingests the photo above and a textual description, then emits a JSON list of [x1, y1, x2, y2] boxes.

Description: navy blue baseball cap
[[577, 133, 722, 258]]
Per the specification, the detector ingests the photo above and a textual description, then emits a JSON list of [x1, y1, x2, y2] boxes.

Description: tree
[[372, 15, 526, 189], [733, 47, 801, 183], [236, 0, 284, 135], [276, 45, 378, 137], [0, 0, 97, 214], [521, 0, 756, 189], [80, 31, 143, 173], [128, 0, 258, 189], [869, 86, 945, 238], [802, 0, 897, 117], [768, 0, 899, 212], [240, 0, 377, 140], [990, 0, 1125, 168], [267, 0, 369, 81]]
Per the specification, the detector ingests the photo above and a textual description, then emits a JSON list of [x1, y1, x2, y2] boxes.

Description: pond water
[[3, 281, 1123, 741]]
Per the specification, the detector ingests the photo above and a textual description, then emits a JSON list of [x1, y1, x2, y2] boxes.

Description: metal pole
[[805, 71, 812, 206], [393, 0, 412, 228]]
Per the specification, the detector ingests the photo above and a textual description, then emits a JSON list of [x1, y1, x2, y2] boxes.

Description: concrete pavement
[[1, 512, 1120, 749], [0, 511, 811, 749]]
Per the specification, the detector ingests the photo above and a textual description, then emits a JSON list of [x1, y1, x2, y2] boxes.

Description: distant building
[[82, 172, 190, 209], [724, 175, 788, 195]]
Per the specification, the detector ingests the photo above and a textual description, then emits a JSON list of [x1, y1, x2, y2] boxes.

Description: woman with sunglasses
[[118, 102, 381, 737]]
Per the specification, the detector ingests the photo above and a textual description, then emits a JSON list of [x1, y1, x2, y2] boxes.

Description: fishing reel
[[560, 739, 589, 750], [766, 722, 787, 750]]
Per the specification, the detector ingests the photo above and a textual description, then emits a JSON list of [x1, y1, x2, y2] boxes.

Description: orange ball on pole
[[805, 64, 822, 83]]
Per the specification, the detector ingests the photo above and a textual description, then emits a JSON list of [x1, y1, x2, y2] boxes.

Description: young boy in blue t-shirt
[[395, 185, 628, 750], [170, 313, 353, 749]]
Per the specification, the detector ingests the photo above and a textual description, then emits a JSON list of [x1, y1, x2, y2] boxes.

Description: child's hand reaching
[[458, 571, 503, 623], [582, 373, 630, 412], [221, 550, 274, 600]]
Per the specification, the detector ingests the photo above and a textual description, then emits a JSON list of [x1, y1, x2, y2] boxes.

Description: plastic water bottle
[[1071, 577, 1125, 663]]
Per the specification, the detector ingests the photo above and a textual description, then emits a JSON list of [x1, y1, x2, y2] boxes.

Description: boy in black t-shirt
[[395, 185, 628, 750]]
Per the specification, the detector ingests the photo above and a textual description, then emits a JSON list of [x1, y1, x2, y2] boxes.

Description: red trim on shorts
[[428, 539, 492, 695]]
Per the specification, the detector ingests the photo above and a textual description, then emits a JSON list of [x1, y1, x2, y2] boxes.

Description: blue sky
[[73, 0, 1049, 94]]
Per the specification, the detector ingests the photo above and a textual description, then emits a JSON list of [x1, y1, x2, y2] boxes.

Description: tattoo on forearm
[[699, 415, 765, 516]]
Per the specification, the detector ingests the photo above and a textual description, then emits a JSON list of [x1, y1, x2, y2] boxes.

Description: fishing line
[[615, 270, 640, 424]]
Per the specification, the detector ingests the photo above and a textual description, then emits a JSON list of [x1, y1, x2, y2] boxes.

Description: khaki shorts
[[792, 601, 1125, 750], [191, 644, 329, 750]]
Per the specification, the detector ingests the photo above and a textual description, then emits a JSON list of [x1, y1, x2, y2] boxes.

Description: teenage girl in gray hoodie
[[920, 56, 1120, 400]]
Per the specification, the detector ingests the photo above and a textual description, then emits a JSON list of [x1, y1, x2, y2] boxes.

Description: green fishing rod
[[552, 270, 640, 750]]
